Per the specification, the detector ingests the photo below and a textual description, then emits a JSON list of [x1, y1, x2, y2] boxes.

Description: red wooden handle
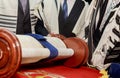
[[0, 28, 21, 78]]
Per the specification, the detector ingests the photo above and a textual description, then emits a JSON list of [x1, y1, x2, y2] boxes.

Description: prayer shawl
[[0, 0, 41, 33], [86, 0, 120, 70], [34, 0, 89, 38]]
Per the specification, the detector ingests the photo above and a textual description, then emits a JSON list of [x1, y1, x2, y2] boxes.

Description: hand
[[49, 33, 66, 40]]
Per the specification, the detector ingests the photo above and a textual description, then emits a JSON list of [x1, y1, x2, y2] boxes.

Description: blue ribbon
[[28, 34, 58, 60]]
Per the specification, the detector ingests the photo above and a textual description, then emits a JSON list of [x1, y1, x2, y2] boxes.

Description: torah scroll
[[0, 28, 89, 78]]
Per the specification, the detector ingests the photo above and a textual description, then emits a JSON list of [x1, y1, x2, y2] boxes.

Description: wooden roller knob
[[50, 34, 89, 67], [63, 37, 89, 67], [0, 28, 21, 78]]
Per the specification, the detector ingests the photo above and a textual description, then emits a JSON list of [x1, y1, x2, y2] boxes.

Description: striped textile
[[0, 0, 38, 34], [0, 10, 37, 34], [87, 0, 120, 70], [104, 7, 120, 64], [0, 13, 17, 33]]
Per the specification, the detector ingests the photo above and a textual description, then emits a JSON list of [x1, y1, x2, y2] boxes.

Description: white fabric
[[45, 37, 74, 61], [17, 35, 50, 64], [45, 37, 67, 48]]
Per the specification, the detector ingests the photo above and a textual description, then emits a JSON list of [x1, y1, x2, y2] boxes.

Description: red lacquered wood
[[0, 28, 21, 78], [63, 37, 86, 67], [76, 38, 89, 65]]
